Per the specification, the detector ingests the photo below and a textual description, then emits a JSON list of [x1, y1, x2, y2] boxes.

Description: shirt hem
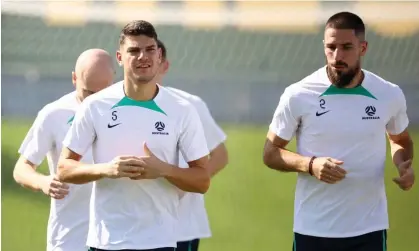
[[20, 151, 43, 166], [387, 122, 408, 136], [268, 126, 293, 141], [177, 234, 212, 242], [207, 138, 226, 152], [47, 243, 87, 251], [86, 242, 177, 250], [293, 225, 389, 238], [63, 142, 86, 157], [183, 151, 210, 163]]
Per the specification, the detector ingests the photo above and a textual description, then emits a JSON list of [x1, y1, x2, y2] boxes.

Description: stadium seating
[[2, 12, 418, 86], [2, 1, 418, 123]]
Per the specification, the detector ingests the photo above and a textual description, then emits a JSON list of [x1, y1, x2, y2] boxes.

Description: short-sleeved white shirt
[[167, 87, 227, 242], [63, 82, 209, 250], [269, 66, 409, 238], [18, 92, 93, 251]]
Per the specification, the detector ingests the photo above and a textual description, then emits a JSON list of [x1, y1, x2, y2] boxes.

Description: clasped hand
[[104, 142, 168, 180]]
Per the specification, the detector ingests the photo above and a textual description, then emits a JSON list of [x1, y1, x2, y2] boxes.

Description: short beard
[[326, 64, 360, 88]]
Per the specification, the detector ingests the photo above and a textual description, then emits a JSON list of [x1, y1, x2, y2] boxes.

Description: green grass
[[2, 120, 419, 251]]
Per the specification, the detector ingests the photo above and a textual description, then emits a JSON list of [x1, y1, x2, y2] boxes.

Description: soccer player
[[156, 39, 229, 251], [57, 20, 210, 251], [263, 12, 415, 251], [13, 49, 114, 251]]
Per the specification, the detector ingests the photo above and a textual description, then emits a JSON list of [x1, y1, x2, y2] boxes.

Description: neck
[[75, 94, 83, 104], [124, 77, 158, 101], [344, 69, 364, 88], [155, 77, 163, 86]]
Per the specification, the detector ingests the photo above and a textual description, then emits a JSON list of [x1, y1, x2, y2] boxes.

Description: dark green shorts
[[88, 247, 175, 251], [293, 230, 387, 251], [176, 239, 200, 251]]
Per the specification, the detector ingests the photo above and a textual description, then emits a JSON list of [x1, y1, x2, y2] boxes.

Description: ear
[[116, 51, 123, 66], [162, 60, 170, 74], [71, 71, 77, 87], [360, 41, 368, 57], [158, 47, 162, 65]]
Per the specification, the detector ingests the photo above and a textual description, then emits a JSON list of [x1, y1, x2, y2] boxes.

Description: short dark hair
[[119, 20, 158, 45], [326, 12, 365, 40], [157, 39, 167, 60]]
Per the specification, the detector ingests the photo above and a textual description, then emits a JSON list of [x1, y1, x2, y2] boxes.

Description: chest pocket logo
[[363, 106, 380, 120], [365, 106, 376, 116], [153, 121, 169, 135], [155, 121, 165, 131]]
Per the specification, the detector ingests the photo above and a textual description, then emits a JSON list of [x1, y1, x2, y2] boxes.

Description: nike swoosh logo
[[316, 110, 331, 116], [107, 123, 121, 128]]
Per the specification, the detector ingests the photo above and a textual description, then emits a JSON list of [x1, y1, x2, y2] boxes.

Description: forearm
[[391, 139, 414, 167], [263, 144, 311, 173], [13, 164, 47, 191], [207, 157, 227, 177], [164, 165, 210, 194], [207, 145, 228, 177], [57, 159, 105, 184]]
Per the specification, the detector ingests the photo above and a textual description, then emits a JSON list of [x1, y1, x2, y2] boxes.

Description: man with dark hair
[[57, 20, 211, 251], [156, 39, 229, 251], [263, 12, 414, 251], [324, 11, 366, 88]]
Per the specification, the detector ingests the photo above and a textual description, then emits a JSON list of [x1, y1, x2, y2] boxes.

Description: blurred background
[[2, 1, 419, 251]]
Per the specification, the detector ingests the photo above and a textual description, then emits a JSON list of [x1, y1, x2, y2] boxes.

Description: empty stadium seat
[[234, 1, 320, 32], [115, 1, 157, 25], [44, 1, 88, 26], [182, 1, 225, 29], [354, 1, 419, 37], [2, 12, 418, 86]]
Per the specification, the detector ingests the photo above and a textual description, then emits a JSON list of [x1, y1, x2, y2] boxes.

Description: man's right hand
[[41, 175, 69, 199], [103, 156, 144, 179], [311, 157, 347, 184]]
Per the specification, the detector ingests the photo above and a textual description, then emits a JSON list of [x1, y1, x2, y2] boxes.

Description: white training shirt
[[18, 91, 93, 251], [167, 87, 227, 242], [63, 82, 209, 250], [269, 66, 409, 238]]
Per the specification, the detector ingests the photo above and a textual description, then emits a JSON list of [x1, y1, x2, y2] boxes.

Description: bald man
[[13, 49, 114, 251]]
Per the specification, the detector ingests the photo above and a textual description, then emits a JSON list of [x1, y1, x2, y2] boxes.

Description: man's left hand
[[393, 159, 415, 191], [130, 142, 172, 180]]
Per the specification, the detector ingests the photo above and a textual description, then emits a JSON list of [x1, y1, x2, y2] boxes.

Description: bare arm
[[263, 131, 346, 184], [165, 156, 210, 194], [58, 147, 145, 184], [57, 147, 105, 184], [14, 156, 69, 199], [388, 129, 415, 191], [385, 86, 413, 191], [13, 104, 67, 196], [207, 143, 228, 177], [388, 129, 414, 167], [263, 130, 310, 173], [13, 156, 48, 192]]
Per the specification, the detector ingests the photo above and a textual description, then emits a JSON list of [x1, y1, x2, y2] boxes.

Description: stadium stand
[[2, 1, 419, 124], [234, 1, 320, 32]]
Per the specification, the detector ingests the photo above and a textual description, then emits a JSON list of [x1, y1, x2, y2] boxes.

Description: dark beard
[[326, 65, 360, 88]]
